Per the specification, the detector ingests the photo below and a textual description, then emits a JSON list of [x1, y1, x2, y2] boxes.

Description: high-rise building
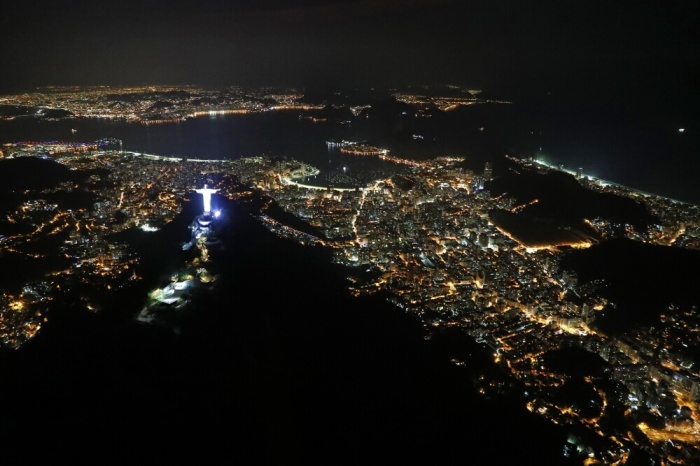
[[478, 232, 489, 248], [483, 162, 493, 181], [576, 167, 583, 180]]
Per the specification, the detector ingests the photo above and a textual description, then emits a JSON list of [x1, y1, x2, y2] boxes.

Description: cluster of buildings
[[252, 154, 700, 464], [339, 142, 388, 156], [0, 85, 323, 124], [392, 90, 511, 112], [0, 143, 239, 342]]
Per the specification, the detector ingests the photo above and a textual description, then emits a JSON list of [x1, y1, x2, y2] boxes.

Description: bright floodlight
[[195, 184, 219, 214]]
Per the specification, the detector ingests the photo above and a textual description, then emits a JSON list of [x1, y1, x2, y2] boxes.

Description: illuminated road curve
[[278, 175, 366, 192], [126, 151, 232, 164]]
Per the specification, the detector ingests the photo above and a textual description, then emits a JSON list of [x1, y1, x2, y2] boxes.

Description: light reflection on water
[[1, 104, 698, 204]]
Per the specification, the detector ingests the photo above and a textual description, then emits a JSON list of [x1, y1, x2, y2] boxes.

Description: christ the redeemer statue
[[195, 184, 219, 214]]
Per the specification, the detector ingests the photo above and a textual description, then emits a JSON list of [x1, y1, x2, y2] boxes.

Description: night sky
[[2, 0, 699, 102]]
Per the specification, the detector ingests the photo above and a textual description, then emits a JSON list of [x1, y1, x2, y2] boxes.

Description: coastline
[[519, 156, 698, 207]]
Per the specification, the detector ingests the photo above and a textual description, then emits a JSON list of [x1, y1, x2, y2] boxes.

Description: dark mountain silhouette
[[0, 157, 80, 191]]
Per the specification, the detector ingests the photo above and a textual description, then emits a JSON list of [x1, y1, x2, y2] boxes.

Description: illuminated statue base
[[195, 213, 213, 228], [182, 212, 222, 251]]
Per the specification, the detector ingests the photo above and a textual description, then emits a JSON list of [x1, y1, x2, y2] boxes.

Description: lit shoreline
[[518, 156, 696, 206]]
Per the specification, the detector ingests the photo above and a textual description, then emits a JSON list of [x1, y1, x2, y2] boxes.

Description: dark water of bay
[[2, 96, 697, 204]]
